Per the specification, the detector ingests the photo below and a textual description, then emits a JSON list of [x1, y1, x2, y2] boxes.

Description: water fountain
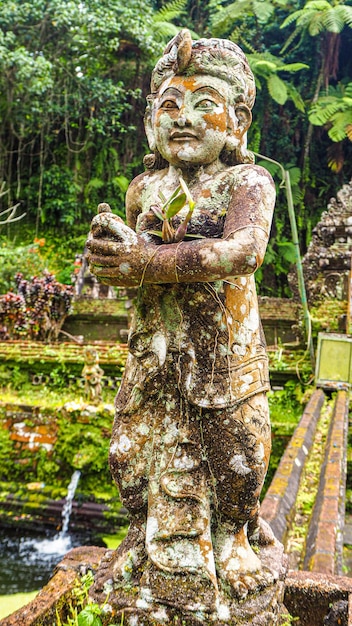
[[0, 470, 82, 595], [35, 469, 82, 556]]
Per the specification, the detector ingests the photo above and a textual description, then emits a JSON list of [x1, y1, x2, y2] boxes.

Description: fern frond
[[346, 124, 352, 141], [286, 83, 306, 112], [309, 101, 342, 125], [336, 5, 352, 28], [154, 0, 187, 22], [323, 8, 345, 33], [328, 110, 352, 141], [252, 0, 275, 23], [211, 0, 249, 36], [153, 22, 180, 40], [281, 10, 305, 29], [304, 0, 332, 11], [276, 62, 309, 72], [280, 27, 300, 53], [308, 12, 327, 36]]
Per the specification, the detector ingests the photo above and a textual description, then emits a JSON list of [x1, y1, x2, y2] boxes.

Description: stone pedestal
[[90, 531, 287, 626]]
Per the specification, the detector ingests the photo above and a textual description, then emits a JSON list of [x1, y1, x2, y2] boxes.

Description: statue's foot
[[90, 520, 147, 598], [214, 523, 276, 600], [224, 567, 275, 600]]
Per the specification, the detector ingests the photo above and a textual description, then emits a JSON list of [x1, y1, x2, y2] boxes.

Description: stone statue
[[87, 30, 286, 625], [81, 347, 104, 402]]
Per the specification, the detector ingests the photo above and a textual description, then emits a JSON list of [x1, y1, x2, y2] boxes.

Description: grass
[[0, 590, 38, 619], [0, 385, 116, 409]]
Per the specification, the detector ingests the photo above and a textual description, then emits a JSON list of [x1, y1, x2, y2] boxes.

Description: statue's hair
[[144, 29, 255, 170], [151, 29, 255, 108]]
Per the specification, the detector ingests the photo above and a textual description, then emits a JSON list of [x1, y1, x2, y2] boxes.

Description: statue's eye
[[160, 99, 178, 110], [195, 99, 216, 110]]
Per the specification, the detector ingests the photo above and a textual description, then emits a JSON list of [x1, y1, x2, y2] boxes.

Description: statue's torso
[[118, 166, 270, 411]]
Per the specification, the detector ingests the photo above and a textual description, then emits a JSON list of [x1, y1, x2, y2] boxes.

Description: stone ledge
[[261, 389, 325, 543], [304, 390, 349, 575], [2, 549, 352, 626]]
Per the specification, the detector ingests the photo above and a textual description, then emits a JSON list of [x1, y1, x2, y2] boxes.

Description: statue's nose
[[176, 107, 191, 127]]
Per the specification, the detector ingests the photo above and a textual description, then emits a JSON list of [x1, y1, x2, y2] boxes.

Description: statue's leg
[[105, 407, 153, 583], [201, 392, 272, 598]]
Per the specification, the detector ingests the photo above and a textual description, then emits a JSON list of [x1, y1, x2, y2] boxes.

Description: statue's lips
[[170, 131, 197, 140]]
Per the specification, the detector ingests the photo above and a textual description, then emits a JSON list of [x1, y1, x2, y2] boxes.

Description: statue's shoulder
[[127, 170, 159, 197], [225, 163, 274, 189]]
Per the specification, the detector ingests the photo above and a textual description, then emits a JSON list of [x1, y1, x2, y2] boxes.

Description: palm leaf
[[267, 74, 288, 104]]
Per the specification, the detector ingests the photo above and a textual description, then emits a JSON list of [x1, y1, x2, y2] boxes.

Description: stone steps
[[261, 388, 350, 577]]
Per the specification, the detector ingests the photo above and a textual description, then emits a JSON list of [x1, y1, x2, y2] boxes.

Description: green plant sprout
[[55, 571, 121, 626], [148, 176, 202, 243]]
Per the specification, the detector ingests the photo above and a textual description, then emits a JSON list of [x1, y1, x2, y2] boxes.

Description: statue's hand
[[88, 203, 139, 246], [86, 203, 152, 286]]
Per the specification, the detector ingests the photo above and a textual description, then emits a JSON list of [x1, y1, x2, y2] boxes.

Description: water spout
[[28, 469, 82, 558], [59, 469, 81, 538]]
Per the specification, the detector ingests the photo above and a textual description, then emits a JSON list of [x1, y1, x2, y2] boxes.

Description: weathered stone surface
[[85, 28, 285, 622], [3, 549, 352, 625], [261, 389, 325, 543], [284, 570, 352, 626], [289, 178, 352, 304], [304, 390, 349, 575]]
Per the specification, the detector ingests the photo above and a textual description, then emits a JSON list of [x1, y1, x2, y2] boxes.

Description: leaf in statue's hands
[[162, 185, 181, 209], [179, 177, 196, 211], [162, 219, 176, 242], [158, 190, 167, 204], [165, 193, 187, 219], [150, 205, 165, 221], [174, 221, 188, 242], [146, 230, 163, 238]]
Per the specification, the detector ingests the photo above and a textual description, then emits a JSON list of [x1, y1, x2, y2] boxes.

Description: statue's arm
[[86, 166, 275, 286]]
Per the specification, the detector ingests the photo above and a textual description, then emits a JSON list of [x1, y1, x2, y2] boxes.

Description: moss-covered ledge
[[1, 546, 106, 626], [3, 547, 352, 626]]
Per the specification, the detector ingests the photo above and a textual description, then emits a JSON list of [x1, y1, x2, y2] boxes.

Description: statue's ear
[[235, 104, 252, 137], [144, 96, 156, 151], [226, 104, 252, 151]]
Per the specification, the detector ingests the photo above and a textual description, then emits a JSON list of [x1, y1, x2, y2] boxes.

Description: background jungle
[[0, 0, 352, 296]]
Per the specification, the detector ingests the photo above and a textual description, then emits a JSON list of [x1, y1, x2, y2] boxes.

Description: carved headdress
[[151, 29, 255, 109]]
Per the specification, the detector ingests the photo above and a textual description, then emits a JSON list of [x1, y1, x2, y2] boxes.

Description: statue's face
[[153, 75, 234, 167]]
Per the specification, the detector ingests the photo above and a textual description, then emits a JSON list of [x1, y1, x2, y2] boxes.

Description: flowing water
[[0, 470, 89, 594]]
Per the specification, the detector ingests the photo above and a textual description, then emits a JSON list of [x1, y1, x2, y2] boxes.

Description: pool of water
[[0, 528, 96, 594]]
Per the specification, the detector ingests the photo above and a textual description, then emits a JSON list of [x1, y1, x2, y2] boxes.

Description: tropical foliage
[[0, 0, 351, 294]]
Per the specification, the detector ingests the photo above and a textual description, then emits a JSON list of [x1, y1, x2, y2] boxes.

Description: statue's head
[[144, 30, 256, 169]]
